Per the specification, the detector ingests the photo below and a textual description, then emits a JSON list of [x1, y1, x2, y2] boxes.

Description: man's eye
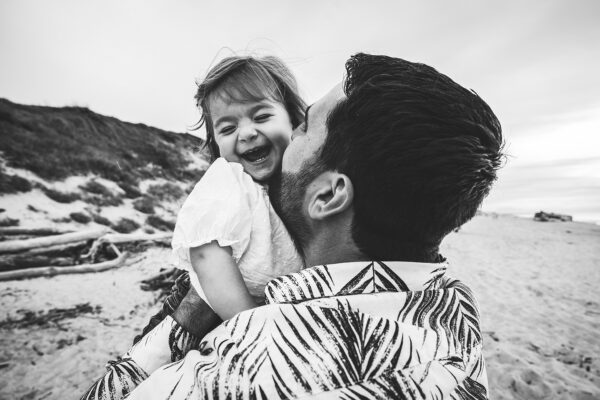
[[254, 114, 271, 122]]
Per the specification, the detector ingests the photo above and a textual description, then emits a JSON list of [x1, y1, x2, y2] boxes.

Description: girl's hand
[[190, 241, 257, 321]]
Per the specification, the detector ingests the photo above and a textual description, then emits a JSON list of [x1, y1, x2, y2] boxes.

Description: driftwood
[[0, 255, 73, 272], [0, 228, 109, 254], [0, 251, 129, 281], [83, 232, 171, 261], [102, 232, 172, 245], [0, 227, 74, 236], [0, 228, 169, 280], [140, 267, 181, 292], [26, 240, 89, 256], [0, 240, 89, 271]]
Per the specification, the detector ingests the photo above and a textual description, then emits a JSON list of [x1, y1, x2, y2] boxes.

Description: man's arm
[[80, 279, 221, 400], [172, 285, 222, 339]]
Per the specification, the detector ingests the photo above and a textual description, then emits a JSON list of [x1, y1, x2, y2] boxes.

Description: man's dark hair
[[319, 53, 504, 262]]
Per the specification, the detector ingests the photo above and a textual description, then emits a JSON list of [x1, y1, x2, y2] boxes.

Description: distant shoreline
[[479, 210, 600, 225]]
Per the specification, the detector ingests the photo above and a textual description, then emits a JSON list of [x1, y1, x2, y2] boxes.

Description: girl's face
[[209, 96, 293, 183]]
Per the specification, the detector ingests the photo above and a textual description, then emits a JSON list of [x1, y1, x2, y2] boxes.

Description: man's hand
[[171, 287, 222, 339]]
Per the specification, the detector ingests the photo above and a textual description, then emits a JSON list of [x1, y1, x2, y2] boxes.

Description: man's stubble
[[269, 157, 325, 261]]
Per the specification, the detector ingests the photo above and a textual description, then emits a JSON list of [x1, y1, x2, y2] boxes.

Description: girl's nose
[[238, 123, 258, 141]]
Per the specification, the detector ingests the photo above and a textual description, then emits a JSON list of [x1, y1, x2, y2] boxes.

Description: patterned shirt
[[126, 261, 488, 399]]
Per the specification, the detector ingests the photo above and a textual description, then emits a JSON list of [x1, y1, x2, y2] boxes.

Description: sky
[[1, 0, 599, 222]]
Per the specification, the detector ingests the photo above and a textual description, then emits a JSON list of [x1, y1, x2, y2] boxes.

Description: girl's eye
[[254, 114, 271, 122], [220, 126, 235, 135]]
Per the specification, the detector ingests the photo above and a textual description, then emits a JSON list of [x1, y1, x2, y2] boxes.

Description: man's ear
[[307, 172, 354, 220]]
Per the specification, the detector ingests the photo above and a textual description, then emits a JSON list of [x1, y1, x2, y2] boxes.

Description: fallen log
[[83, 232, 172, 261], [0, 252, 129, 281], [0, 240, 90, 272], [0, 255, 73, 272], [102, 232, 172, 244], [26, 240, 89, 256], [0, 227, 74, 236], [0, 228, 109, 254]]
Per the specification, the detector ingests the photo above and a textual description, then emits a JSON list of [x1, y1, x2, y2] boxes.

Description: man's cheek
[[282, 149, 294, 172]]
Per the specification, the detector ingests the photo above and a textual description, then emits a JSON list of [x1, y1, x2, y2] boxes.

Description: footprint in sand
[[509, 368, 552, 399]]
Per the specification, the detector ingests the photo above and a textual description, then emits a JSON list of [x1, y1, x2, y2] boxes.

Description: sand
[[0, 214, 599, 399]]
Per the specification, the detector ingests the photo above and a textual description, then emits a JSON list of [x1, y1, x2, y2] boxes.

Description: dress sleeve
[[171, 158, 254, 273]]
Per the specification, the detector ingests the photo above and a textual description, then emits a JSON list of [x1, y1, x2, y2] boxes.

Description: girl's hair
[[194, 55, 306, 161]]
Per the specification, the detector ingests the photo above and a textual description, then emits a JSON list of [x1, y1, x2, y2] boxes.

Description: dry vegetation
[[0, 97, 209, 234], [0, 98, 204, 186]]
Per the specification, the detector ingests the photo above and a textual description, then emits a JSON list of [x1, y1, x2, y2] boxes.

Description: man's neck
[[303, 234, 368, 268]]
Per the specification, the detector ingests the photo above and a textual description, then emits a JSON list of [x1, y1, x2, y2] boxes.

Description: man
[[83, 53, 502, 399]]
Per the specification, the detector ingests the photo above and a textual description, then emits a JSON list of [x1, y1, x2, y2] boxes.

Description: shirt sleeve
[[171, 158, 254, 273]]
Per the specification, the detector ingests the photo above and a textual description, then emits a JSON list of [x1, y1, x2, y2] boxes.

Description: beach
[[1, 213, 599, 400]]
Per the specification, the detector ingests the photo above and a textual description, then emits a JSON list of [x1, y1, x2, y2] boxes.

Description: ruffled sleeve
[[171, 158, 255, 273]]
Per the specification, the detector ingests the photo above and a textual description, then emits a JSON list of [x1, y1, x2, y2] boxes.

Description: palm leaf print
[[450, 377, 487, 400], [396, 279, 482, 358], [374, 261, 410, 292], [337, 263, 375, 295], [337, 262, 410, 295], [264, 299, 436, 398], [265, 265, 334, 303], [424, 266, 449, 290], [80, 358, 148, 400]]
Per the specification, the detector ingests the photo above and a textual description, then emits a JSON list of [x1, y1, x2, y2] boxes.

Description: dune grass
[[0, 98, 207, 188]]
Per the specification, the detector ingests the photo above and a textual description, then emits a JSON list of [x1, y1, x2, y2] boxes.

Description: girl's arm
[[190, 241, 257, 321]]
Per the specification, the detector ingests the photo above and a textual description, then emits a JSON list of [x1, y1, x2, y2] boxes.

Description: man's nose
[[238, 123, 258, 141]]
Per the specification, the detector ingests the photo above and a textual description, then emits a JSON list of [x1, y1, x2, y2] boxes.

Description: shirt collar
[[265, 260, 448, 304]]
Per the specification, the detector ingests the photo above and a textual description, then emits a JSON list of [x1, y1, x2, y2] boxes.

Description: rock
[[534, 211, 573, 222]]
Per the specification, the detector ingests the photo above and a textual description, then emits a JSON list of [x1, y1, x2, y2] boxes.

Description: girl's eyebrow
[[214, 102, 275, 127], [214, 115, 234, 128]]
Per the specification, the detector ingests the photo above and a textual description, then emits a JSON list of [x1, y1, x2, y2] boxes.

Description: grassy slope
[[0, 97, 205, 185]]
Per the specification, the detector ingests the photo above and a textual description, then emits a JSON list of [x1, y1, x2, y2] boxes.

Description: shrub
[[186, 182, 197, 195], [84, 192, 123, 207], [0, 217, 19, 227], [43, 187, 81, 203], [80, 179, 113, 196], [111, 218, 140, 233], [92, 214, 111, 226], [146, 215, 175, 231], [0, 172, 32, 194], [70, 212, 91, 224], [133, 196, 155, 214], [52, 216, 72, 223], [118, 182, 142, 199], [146, 182, 184, 202], [181, 168, 206, 182]]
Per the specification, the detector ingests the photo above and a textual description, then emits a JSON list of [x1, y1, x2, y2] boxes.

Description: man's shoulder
[[205, 281, 486, 399]]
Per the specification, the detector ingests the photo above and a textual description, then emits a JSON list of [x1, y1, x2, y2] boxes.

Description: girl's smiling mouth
[[241, 144, 272, 163]]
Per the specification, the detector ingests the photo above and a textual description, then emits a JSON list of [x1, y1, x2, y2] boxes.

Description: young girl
[[80, 56, 306, 400], [171, 55, 306, 322]]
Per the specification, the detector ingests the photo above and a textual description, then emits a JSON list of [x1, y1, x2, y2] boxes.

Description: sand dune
[[0, 214, 598, 399]]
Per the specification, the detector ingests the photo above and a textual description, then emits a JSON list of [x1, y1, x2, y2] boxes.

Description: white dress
[[171, 158, 304, 307]]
